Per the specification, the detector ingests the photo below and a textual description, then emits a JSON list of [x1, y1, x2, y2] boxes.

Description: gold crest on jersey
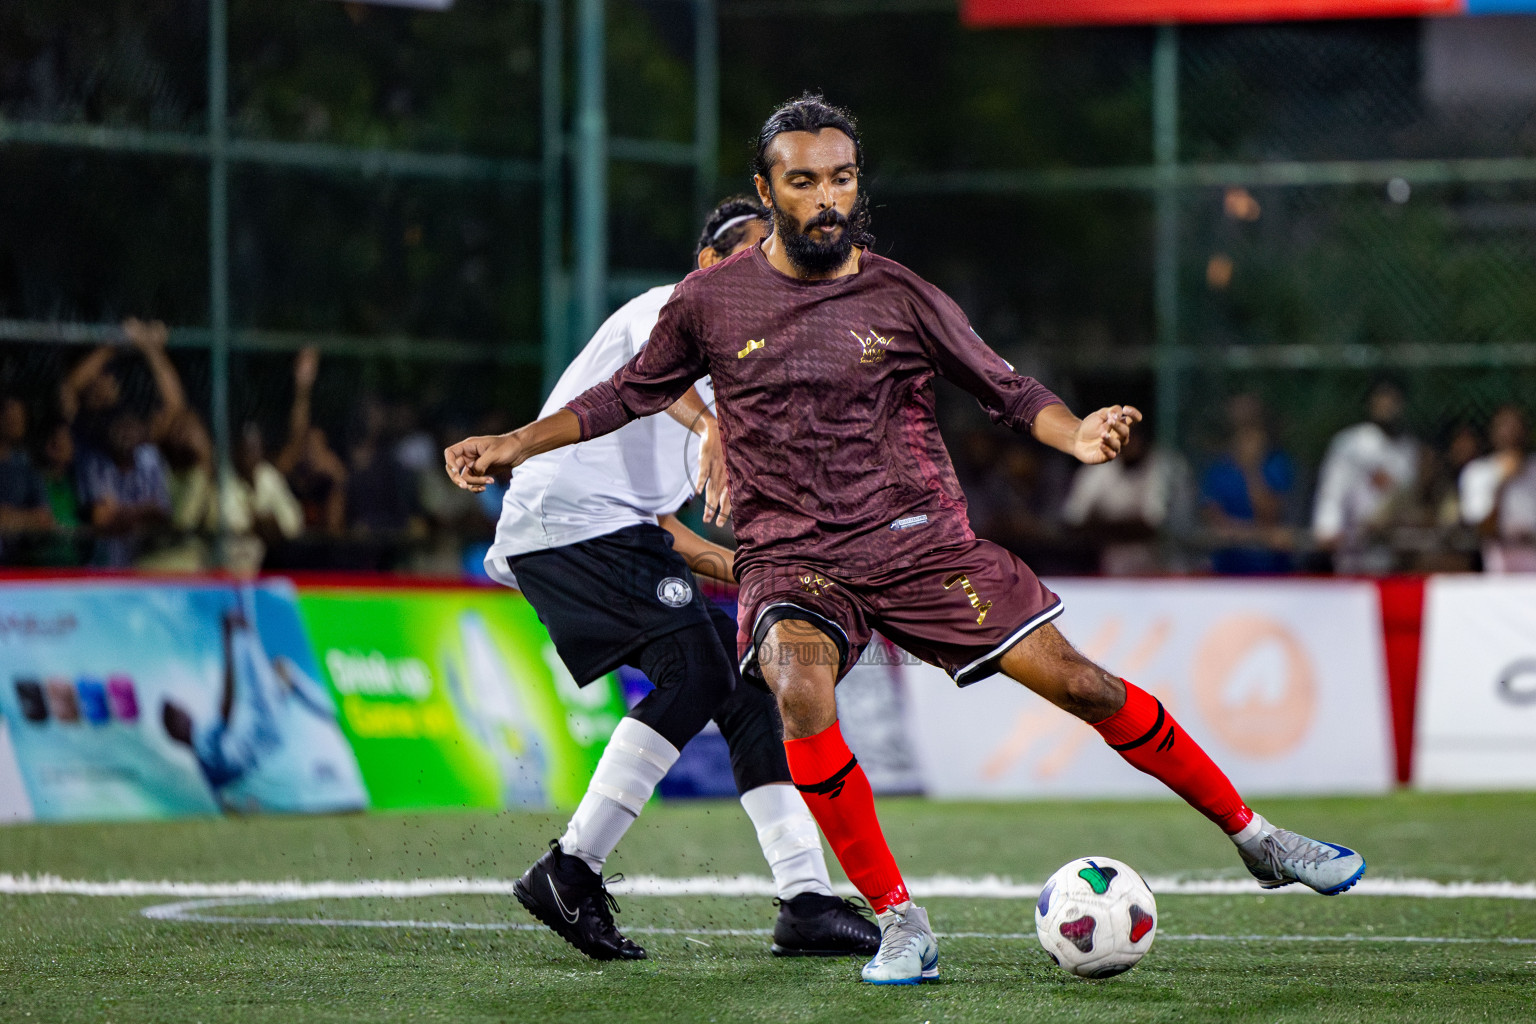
[[851, 328, 891, 364], [738, 338, 766, 359]]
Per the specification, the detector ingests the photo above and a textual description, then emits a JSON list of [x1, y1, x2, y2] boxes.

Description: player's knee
[[1060, 663, 1124, 722], [768, 674, 836, 740]]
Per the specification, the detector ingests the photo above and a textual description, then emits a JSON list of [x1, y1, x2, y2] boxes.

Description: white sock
[[1231, 813, 1268, 845], [739, 782, 835, 900], [559, 718, 680, 874]]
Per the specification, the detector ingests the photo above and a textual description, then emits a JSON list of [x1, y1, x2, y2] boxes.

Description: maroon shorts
[[737, 538, 1062, 688]]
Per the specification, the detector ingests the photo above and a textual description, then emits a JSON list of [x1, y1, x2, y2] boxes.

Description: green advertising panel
[[296, 588, 626, 811]]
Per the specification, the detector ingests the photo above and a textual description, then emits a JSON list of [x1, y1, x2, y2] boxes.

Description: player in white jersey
[[487, 197, 877, 962]]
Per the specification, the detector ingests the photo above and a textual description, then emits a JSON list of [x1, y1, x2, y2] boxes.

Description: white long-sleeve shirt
[[485, 284, 709, 575], [1311, 422, 1418, 545]]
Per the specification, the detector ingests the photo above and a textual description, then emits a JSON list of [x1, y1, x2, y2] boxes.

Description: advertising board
[[904, 579, 1394, 800]]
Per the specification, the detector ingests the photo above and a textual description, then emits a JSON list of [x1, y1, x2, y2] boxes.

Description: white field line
[[132, 896, 1536, 946], [2, 873, 1535, 901]]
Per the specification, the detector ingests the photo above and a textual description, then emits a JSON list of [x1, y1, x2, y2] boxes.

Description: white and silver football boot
[[1235, 814, 1366, 895], [860, 902, 939, 985]]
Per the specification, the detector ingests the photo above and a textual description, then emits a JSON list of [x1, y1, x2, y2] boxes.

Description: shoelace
[[873, 914, 922, 964], [1260, 831, 1335, 876], [842, 896, 875, 923], [585, 872, 625, 925], [770, 894, 876, 922]]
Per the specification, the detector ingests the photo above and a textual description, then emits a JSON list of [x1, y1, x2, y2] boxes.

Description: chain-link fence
[[4, 2, 1535, 575]]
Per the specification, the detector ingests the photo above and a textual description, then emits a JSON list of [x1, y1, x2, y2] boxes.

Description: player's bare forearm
[[665, 387, 712, 435], [1031, 402, 1142, 465], [444, 408, 582, 492], [658, 513, 736, 583]]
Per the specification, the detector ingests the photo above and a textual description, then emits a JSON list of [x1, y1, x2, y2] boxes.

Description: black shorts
[[501, 523, 713, 686]]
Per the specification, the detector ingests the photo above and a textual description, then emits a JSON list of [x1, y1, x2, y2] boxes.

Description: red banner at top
[[961, 0, 1464, 26]]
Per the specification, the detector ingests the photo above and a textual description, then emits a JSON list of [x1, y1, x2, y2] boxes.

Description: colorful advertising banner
[[961, 0, 1528, 26], [0, 579, 626, 822], [296, 587, 626, 811], [1415, 575, 1536, 790], [0, 580, 365, 821], [903, 579, 1395, 800]]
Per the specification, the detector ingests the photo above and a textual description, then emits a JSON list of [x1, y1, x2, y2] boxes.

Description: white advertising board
[[903, 579, 1394, 799], [1416, 575, 1536, 789]]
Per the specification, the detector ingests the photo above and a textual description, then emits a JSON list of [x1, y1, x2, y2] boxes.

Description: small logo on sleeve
[[737, 338, 766, 359], [889, 514, 928, 531], [657, 578, 694, 607]]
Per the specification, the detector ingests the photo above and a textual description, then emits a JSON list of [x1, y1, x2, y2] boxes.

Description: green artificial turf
[[0, 791, 1532, 1023]]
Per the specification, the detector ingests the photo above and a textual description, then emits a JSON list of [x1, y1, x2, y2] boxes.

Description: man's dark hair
[[694, 195, 769, 259], [752, 93, 874, 247]]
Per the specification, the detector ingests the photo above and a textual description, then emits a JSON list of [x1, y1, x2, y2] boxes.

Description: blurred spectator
[[959, 434, 1086, 574], [77, 411, 172, 567], [38, 423, 82, 568], [345, 395, 421, 541], [0, 396, 55, 561], [220, 422, 304, 574], [1311, 381, 1419, 574], [60, 318, 188, 458], [1388, 421, 1481, 572], [1491, 461, 1536, 572], [136, 407, 219, 572], [1061, 429, 1193, 576], [1200, 394, 1297, 575], [274, 348, 347, 536], [392, 400, 438, 476], [408, 416, 493, 575], [1459, 404, 1536, 572], [1426, 421, 1483, 529]]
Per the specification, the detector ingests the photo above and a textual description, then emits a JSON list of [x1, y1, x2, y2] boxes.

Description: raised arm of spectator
[[123, 319, 188, 442], [59, 345, 118, 424], [275, 347, 319, 475]]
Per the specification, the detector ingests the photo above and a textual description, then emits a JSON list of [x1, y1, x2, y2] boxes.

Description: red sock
[[1092, 680, 1254, 835], [783, 721, 909, 912]]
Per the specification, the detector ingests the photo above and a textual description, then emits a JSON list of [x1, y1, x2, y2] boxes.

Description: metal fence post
[[573, 0, 607, 347], [694, 0, 719, 218], [1152, 23, 1181, 451], [208, 0, 232, 565], [541, 0, 568, 396]]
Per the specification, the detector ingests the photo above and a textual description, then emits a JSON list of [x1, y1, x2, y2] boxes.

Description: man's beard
[[772, 201, 854, 275]]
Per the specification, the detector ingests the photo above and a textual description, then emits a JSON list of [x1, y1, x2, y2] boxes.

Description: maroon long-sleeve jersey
[[565, 245, 1063, 581]]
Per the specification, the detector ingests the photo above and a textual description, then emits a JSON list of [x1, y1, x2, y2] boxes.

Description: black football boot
[[770, 892, 881, 957], [513, 840, 647, 961]]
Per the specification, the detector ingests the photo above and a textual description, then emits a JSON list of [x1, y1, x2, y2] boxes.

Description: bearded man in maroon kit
[[446, 94, 1365, 986]]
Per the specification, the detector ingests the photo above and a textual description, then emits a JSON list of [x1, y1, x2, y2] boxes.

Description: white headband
[[710, 212, 762, 244]]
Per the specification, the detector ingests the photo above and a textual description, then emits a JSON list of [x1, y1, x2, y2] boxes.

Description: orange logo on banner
[[1192, 616, 1316, 758]]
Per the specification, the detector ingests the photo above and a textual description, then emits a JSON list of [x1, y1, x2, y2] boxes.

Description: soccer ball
[[1034, 856, 1157, 978]]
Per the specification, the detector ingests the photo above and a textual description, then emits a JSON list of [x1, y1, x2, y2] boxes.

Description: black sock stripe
[[794, 755, 859, 797], [1156, 726, 1177, 752], [1108, 700, 1166, 751]]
